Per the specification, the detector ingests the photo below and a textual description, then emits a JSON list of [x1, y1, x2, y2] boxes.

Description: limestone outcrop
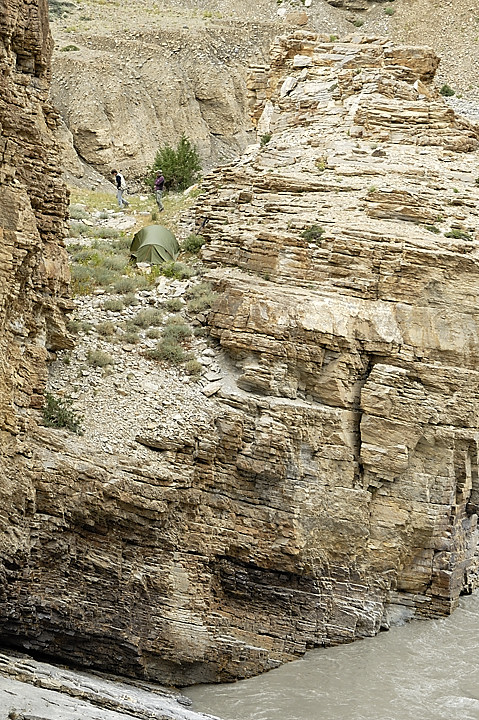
[[2, 21, 479, 690]]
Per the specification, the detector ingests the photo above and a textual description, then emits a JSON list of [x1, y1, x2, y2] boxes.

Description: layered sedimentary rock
[[0, 0, 71, 426], [2, 25, 479, 689], [0, 0, 71, 670], [194, 31, 479, 667]]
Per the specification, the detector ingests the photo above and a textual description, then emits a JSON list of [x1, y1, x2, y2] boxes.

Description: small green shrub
[[384, 6, 395, 15], [96, 321, 116, 337], [184, 359, 203, 377], [69, 221, 86, 238], [260, 132, 272, 147], [60, 44, 80, 52], [103, 298, 124, 312], [67, 319, 93, 334], [181, 234, 205, 253], [146, 327, 162, 339], [151, 209, 158, 222], [352, 19, 363, 27], [71, 264, 93, 295], [148, 340, 187, 364], [42, 393, 83, 434], [123, 292, 139, 306], [445, 229, 472, 241], [425, 225, 440, 234], [186, 282, 217, 314], [329, 35, 338, 42], [161, 261, 193, 280], [113, 277, 139, 294], [86, 349, 114, 368], [123, 331, 140, 344], [301, 225, 325, 243], [165, 297, 183, 312], [162, 319, 192, 341], [475, 177, 479, 186], [102, 255, 129, 272], [90, 266, 117, 287], [439, 84, 455, 97], [94, 227, 121, 239], [132, 308, 164, 328]]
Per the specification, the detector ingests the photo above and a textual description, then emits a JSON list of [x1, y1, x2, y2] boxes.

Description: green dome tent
[[130, 225, 179, 264]]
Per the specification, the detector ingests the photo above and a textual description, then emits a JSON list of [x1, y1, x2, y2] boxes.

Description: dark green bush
[[439, 84, 455, 97], [181, 234, 205, 253], [42, 393, 83, 434], [301, 225, 325, 243], [445, 229, 472, 241], [145, 134, 201, 192]]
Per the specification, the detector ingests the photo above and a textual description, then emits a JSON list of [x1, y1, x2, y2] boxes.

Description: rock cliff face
[[0, 0, 70, 424], [197, 31, 479, 637], [1, 21, 479, 689], [0, 0, 71, 635]]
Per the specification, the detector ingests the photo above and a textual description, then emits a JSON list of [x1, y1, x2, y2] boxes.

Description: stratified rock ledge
[[0, 651, 218, 720]]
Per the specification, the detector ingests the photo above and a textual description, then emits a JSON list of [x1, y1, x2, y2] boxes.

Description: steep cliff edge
[[1, 23, 479, 690]]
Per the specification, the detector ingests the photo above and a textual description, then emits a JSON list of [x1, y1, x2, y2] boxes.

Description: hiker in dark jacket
[[154, 170, 165, 212], [111, 168, 129, 209]]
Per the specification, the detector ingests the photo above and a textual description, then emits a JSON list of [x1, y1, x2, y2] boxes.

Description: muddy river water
[[186, 592, 479, 720]]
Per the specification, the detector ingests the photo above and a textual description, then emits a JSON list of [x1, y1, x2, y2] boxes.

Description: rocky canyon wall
[[0, 0, 70, 643], [1, 15, 479, 690]]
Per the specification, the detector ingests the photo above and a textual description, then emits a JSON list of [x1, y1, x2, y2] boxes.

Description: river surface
[[186, 593, 479, 720]]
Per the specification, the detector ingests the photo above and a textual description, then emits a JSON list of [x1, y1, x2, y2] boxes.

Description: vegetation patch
[[87, 349, 114, 368], [165, 297, 183, 313], [103, 298, 124, 312], [181, 234, 205, 254], [301, 225, 325, 243], [145, 134, 201, 192], [132, 308, 164, 328], [445, 228, 472, 241], [42, 393, 84, 435], [260, 132, 272, 147], [184, 359, 203, 378], [439, 83, 455, 96], [67, 319, 92, 334], [161, 261, 193, 280], [96, 321, 116, 337], [148, 340, 188, 364], [186, 282, 217, 314]]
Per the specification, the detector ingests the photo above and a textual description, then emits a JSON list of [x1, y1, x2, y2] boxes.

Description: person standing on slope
[[154, 170, 165, 212], [111, 169, 129, 209]]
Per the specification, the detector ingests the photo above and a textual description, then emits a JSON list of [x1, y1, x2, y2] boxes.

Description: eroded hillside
[[49, 0, 479, 183]]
